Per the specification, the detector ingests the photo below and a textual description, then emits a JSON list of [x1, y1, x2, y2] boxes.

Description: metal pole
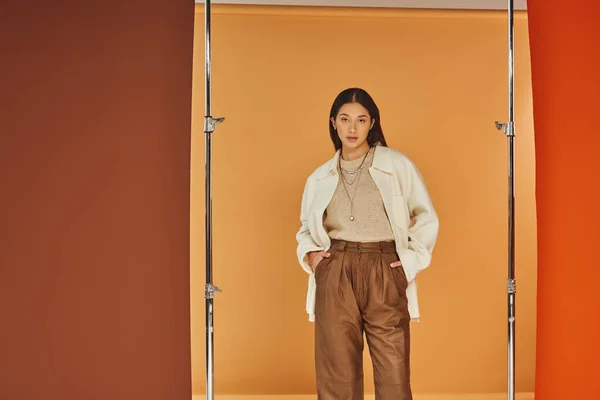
[[204, 0, 224, 399], [495, 0, 516, 399]]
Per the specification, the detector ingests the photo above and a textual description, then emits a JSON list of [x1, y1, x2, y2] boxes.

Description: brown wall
[[0, 1, 194, 399], [190, 5, 537, 396]]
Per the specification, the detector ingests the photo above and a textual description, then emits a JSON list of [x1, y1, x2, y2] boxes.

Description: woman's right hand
[[308, 251, 331, 272]]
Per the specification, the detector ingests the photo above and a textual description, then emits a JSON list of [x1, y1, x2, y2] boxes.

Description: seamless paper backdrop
[[0, 1, 194, 399], [528, 0, 600, 398], [190, 5, 537, 396]]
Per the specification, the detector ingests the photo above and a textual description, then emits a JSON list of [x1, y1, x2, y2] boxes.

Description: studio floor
[[192, 394, 535, 399]]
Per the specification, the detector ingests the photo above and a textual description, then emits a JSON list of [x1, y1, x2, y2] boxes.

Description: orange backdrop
[[528, 0, 600, 398], [190, 5, 537, 396]]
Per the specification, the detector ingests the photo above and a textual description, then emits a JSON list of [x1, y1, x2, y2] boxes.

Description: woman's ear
[[370, 119, 375, 130], [330, 117, 336, 130]]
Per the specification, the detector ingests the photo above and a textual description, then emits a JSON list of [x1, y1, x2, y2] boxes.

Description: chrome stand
[[494, 1, 516, 399], [203, 0, 224, 399]]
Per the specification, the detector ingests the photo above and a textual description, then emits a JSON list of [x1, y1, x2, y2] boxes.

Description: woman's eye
[[341, 118, 349, 122], [359, 120, 366, 123]]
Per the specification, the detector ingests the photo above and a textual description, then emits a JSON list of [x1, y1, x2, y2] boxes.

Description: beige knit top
[[323, 147, 395, 243]]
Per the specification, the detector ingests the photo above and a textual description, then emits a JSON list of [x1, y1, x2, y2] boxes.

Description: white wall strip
[[194, 0, 527, 11]]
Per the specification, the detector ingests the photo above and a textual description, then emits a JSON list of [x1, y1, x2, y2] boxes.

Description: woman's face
[[331, 102, 375, 152]]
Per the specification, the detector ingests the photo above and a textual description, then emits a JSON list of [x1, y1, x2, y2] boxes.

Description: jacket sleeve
[[296, 177, 324, 274], [396, 158, 440, 283]]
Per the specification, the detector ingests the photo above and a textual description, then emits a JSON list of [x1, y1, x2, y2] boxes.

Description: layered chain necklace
[[338, 147, 372, 221]]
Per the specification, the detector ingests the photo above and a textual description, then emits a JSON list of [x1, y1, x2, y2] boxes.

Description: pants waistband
[[329, 239, 396, 254]]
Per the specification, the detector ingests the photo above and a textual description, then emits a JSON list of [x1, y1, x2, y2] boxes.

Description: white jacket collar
[[318, 144, 392, 180]]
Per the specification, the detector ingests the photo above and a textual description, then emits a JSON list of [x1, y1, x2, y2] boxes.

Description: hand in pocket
[[308, 251, 331, 272]]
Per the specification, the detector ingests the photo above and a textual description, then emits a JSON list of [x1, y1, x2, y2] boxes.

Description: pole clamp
[[204, 116, 225, 133], [495, 121, 515, 137], [205, 283, 222, 299], [507, 278, 516, 294]]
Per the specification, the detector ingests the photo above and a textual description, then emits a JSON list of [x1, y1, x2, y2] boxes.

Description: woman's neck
[[341, 142, 370, 161]]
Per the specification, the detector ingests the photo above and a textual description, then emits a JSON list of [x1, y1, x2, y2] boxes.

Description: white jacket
[[296, 144, 439, 322]]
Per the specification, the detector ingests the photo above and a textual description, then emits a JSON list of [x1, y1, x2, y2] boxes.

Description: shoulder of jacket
[[306, 155, 335, 182], [382, 146, 414, 166]]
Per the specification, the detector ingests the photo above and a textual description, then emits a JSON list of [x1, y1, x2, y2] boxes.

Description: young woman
[[296, 88, 439, 400]]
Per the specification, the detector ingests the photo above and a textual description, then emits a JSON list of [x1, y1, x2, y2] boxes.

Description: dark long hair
[[329, 88, 388, 151]]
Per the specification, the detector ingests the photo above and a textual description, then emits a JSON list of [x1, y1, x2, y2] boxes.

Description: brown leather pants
[[314, 239, 412, 400]]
